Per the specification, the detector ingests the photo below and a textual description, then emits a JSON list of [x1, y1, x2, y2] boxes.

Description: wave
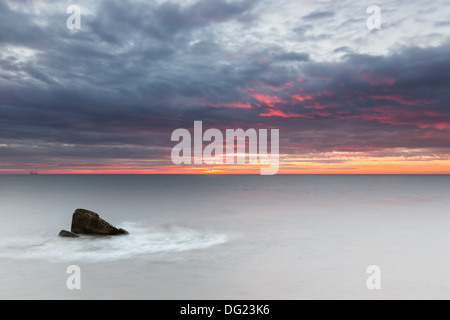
[[0, 222, 228, 262]]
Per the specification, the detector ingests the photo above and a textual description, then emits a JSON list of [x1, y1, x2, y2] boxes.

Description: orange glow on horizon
[[7, 159, 450, 175]]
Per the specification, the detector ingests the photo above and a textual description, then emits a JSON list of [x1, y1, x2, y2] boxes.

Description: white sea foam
[[0, 222, 228, 262]]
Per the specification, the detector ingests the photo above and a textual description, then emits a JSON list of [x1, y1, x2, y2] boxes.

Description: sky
[[0, 0, 449, 174]]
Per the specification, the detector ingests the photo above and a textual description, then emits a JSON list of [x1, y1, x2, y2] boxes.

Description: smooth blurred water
[[0, 175, 449, 300]]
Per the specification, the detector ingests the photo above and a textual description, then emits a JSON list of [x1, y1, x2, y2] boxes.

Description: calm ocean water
[[0, 174, 449, 300]]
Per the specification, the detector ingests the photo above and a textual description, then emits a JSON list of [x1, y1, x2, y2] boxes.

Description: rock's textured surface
[[70, 209, 129, 235]]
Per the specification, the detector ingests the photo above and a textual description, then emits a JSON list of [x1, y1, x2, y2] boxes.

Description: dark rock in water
[[59, 230, 80, 238], [70, 208, 129, 236], [118, 228, 129, 235]]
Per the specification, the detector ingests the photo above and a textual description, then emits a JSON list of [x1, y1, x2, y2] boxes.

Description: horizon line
[[3, 173, 449, 175]]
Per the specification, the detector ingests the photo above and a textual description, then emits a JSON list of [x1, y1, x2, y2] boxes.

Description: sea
[[0, 174, 449, 300]]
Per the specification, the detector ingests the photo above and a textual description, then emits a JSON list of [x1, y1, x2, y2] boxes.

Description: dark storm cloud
[[88, 0, 257, 43], [0, 1, 46, 46], [0, 0, 263, 163], [275, 52, 310, 62], [0, 0, 449, 170]]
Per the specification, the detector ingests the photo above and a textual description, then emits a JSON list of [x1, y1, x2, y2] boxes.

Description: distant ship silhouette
[[30, 168, 39, 175]]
